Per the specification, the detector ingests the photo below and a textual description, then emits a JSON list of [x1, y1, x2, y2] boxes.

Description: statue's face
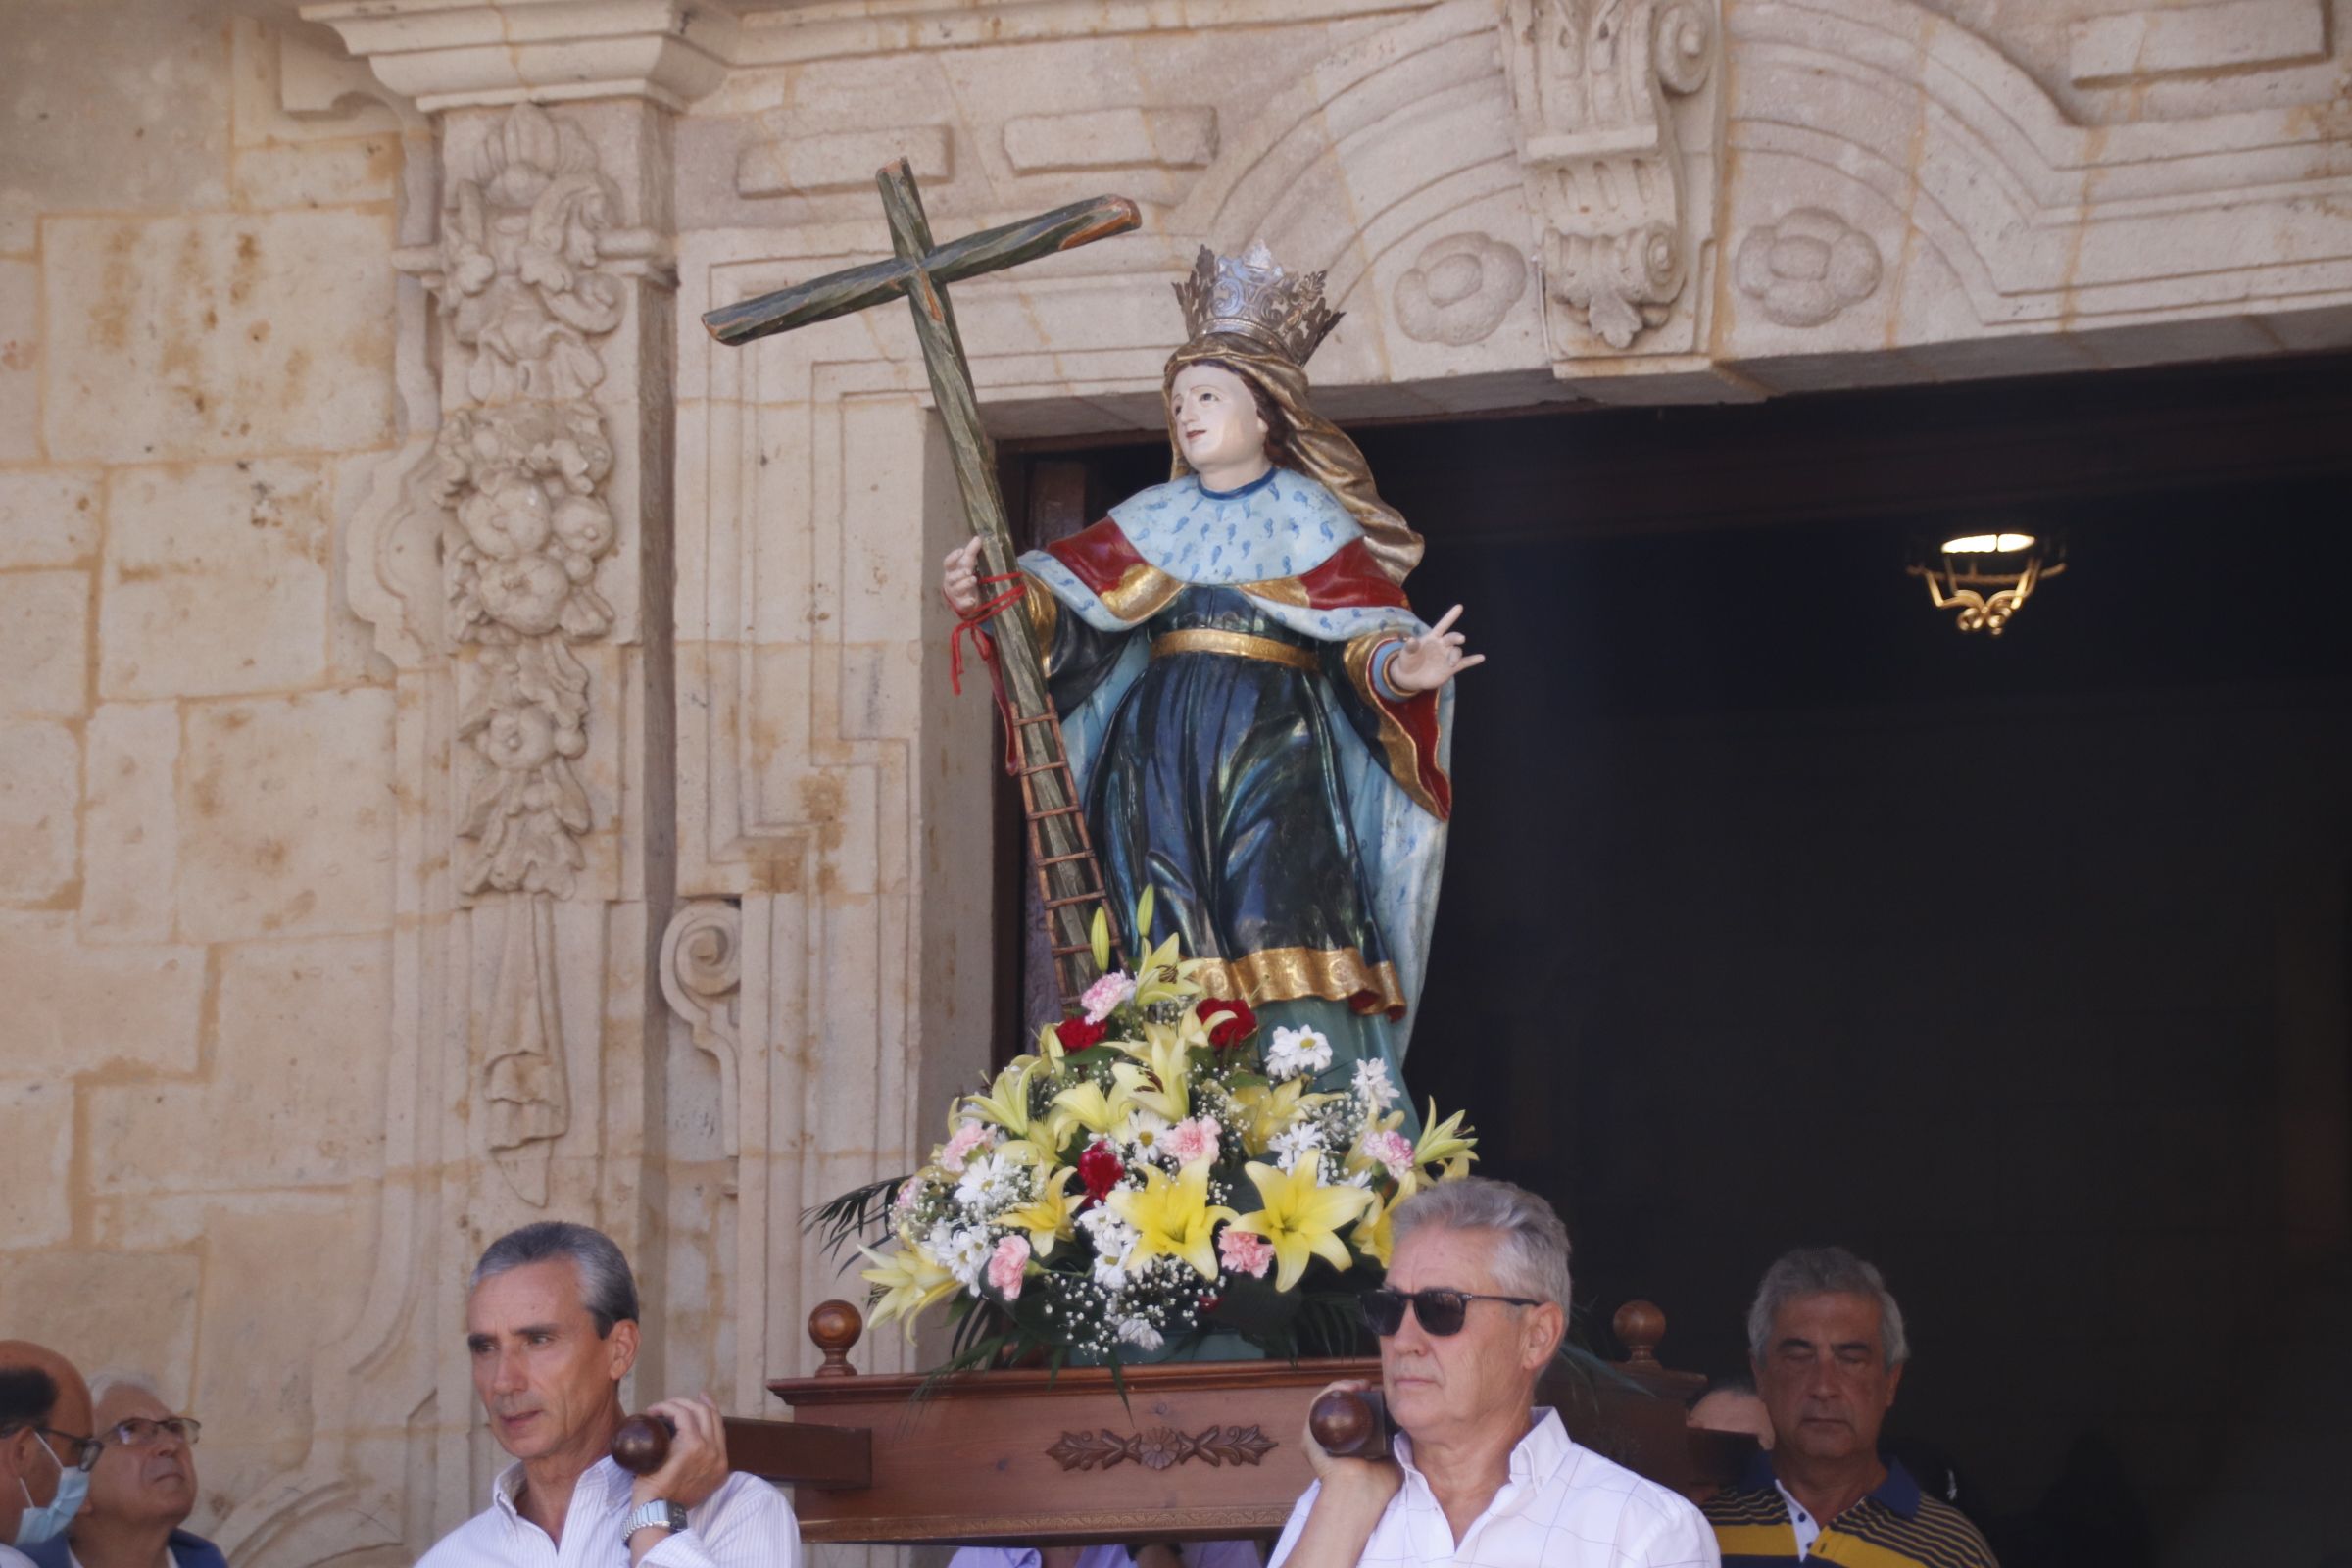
[[1169, 363, 1268, 473]]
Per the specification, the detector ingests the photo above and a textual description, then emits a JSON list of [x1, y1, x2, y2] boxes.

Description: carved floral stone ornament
[[426, 104, 625, 404], [1735, 209, 1884, 328], [1393, 232, 1529, 347], [1502, 0, 1719, 353], [380, 102, 656, 1203]]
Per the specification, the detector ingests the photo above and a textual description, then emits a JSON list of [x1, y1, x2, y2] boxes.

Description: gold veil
[[1161, 333, 1426, 587]]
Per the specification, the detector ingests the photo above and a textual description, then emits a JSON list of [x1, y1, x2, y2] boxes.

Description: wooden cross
[[702, 163, 1140, 997]]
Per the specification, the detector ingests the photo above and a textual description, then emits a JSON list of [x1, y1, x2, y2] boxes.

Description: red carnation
[[1196, 996, 1258, 1050], [1079, 1139, 1124, 1202], [1054, 1014, 1108, 1053]]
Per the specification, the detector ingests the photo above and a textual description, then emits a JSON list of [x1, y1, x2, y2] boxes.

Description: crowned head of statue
[[1163, 243, 1344, 482], [1158, 242, 1426, 584]]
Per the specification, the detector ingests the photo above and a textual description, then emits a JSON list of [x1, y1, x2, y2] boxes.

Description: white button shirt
[[1269, 1409, 1719, 1568], [417, 1455, 802, 1568]]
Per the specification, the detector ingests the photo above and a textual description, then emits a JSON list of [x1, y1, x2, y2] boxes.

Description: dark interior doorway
[[998, 353, 2352, 1565]]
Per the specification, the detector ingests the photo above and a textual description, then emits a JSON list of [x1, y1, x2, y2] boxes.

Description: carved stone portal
[[1502, 0, 1719, 356]]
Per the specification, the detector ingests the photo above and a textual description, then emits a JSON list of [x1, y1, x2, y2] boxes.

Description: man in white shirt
[[1270, 1181, 1717, 1568], [417, 1222, 802, 1568], [0, 1342, 97, 1568]]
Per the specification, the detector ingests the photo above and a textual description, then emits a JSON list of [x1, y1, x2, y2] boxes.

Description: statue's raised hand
[[941, 537, 987, 617], [1388, 604, 1484, 693]]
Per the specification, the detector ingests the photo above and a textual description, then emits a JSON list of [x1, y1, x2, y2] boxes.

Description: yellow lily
[[1227, 1154, 1374, 1292], [1108, 1158, 1237, 1280], [963, 1056, 1040, 1140], [1352, 1186, 1396, 1267], [1227, 1078, 1340, 1157], [1113, 1025, 1192, 1123], [858, 1244, 960, 1338], [999, 1164, 1085, 1258], [1412, 1100, 1478, 1175], [1046, 1077, 1135, 1147]]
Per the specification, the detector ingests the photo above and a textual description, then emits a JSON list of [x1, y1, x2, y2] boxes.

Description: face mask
[[13, 1436, 90, 1548]]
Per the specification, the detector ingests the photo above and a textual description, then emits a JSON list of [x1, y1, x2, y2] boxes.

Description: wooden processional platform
[[710, 1299, 1751, 1546]]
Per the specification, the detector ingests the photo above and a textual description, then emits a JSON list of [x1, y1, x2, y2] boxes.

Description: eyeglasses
[[30, 1427, 104, 1471], [1359, 1287, 1542, 1338], [105, 1417, 201, 1449]]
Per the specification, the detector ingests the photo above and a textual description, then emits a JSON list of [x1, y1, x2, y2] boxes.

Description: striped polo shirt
[[1704, 1457, 1997, 1568]]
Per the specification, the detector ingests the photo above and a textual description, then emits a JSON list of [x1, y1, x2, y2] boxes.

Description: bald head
[[0, 1341, 92, 1538], [0, 1344, 91, 1437]]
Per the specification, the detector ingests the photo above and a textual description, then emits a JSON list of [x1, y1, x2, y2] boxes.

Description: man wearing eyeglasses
[[0, 1342, 96, 1566], [1270, 1180, 1718, 1567], [20, 1373, 220, 1568]]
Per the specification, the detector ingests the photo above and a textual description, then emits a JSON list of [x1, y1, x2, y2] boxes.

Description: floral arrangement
[[813, 897, 1476, 1371]]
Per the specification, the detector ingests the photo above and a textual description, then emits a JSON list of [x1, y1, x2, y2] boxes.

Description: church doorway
[[997, 352, 2352, 1564]]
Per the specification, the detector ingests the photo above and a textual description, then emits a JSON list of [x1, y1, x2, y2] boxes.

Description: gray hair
[[86, 1370, 166, 1412], [1389, 1177, 1573, 1312], [470, 1221, 639, 1337], [1745, 1246, 1909, 1369]]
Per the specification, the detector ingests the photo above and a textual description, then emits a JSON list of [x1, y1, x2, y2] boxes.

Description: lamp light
[[1906, 529, 2064, 636]]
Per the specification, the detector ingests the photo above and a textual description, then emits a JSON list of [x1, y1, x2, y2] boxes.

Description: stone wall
[[1, 1, 2348, 1564], [0, 2, 415, 1546]]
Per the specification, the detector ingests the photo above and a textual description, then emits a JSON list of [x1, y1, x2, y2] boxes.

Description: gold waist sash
[[1150, 629, 1320, 672]]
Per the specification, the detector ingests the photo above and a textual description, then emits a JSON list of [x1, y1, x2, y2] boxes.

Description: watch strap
[[622, 1498, 688, 1541]]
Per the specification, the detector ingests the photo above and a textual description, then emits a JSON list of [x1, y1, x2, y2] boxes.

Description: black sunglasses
[[1360, 1287, 1542, 1338]]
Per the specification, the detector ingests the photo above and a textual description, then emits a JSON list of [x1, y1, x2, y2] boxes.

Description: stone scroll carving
[[661, 899, 744, 1157], [388, 104, 649, 1203], [1501, 0, 1719, 354]]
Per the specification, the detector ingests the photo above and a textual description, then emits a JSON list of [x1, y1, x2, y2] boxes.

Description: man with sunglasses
[[20, 1373, 222, 1568], [0, 1342, 96, 1565], [1270, 1180, 1717, 1567]]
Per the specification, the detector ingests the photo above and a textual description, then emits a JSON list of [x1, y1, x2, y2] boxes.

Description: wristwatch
[[622, 1499, 688, 1543]]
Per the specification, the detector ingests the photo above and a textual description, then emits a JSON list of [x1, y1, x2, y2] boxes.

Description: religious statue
[[944, 244, 1480, 1087]]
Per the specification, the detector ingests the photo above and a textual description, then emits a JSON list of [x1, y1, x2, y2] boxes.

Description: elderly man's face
[[1379, 1226, 1562, 1446], [466, 1260, 637, 1467], [1752, 1291, 1902, 1464], [88, 1385, 196, 1530]]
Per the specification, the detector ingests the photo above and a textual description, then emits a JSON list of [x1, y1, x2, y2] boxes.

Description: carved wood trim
[[1047, 1424, 1278, 1473]]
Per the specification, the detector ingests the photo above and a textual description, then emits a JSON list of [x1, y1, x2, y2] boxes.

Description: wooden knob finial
[[1309, 1387, 1391, 1460], [1613, 1299, 1666, 1365], [611, 1412, 674, 1476], [809, 1298, 863, 1377]]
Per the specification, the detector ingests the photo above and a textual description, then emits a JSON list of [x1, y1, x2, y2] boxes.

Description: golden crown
[[1173, 242, 1343, 366]]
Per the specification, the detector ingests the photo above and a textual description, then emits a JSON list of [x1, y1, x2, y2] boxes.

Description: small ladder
[[1006, 708, 1125, 1004]]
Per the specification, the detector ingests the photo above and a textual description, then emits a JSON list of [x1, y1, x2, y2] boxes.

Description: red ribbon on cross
[[947, 571, 1031, 775]]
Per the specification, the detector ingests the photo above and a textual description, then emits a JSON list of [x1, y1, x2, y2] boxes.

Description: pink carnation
[[1217, 1228, 1274, 1279], [893, 1178, 921, 1211], [987, 1234, 1031, 1299], [940, 1120, 995, 1174], [1364, 1129, 1415, 1180], [1080, 970, 1136, 1024], [1163, 1116, 1221, 1167]]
